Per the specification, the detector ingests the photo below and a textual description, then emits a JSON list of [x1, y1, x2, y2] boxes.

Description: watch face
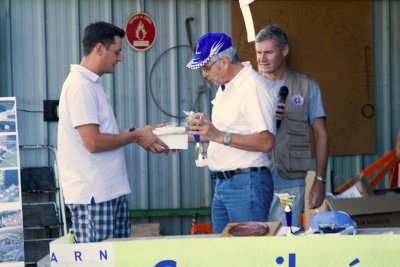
[[224, 133, 232, 145]]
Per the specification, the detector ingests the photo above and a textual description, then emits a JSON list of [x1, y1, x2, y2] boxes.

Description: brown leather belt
[[215, 167, 268, 179]]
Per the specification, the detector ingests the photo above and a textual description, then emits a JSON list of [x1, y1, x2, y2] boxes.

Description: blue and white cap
[[310, 211, 357, 233], [186, 32, 233, 69]]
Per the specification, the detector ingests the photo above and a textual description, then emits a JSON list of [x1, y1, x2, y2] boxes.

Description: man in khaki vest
[[255, 25, 329, 229]]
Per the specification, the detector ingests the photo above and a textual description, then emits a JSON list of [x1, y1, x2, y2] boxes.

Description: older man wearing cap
[[186, 32, 276, 233]]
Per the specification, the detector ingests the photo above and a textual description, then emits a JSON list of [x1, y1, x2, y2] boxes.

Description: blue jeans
[[211, 168, 273, 234]]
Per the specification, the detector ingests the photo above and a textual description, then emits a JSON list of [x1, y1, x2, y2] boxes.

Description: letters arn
[[50, 249, 108, 262]]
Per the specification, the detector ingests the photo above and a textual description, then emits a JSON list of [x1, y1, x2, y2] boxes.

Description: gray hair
[[255, 24, 288, 50], [212, 46, 239, 64]]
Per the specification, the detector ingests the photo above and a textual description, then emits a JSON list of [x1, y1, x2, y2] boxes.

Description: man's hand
[[276, 103, 285, 121], [135, 125, 169, 154], [187, 112, 220, 141], [308, 180, 326, 209]]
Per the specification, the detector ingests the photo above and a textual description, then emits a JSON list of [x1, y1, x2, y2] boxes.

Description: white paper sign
[[239, 0, 256, 42]]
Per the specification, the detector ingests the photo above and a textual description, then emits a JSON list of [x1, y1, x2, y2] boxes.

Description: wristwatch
[[315, 175, 327, 184], [223, 132, 232, 146]]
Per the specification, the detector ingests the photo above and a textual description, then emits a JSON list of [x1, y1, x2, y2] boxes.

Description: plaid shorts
[[68, 195, 131, 243]]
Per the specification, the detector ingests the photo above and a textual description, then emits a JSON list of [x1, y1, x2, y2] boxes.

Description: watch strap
[[315, 175, 327, 183]]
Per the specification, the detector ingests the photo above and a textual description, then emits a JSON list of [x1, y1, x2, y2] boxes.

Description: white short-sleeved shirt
[[207, 62, 276, 171], [57, 64, 131, 204]]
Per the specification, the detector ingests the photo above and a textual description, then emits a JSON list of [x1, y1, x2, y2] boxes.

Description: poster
[[0, 97, 25, 266]]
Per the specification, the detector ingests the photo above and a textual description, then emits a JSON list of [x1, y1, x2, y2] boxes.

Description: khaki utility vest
[[271, 68, 312, 179]]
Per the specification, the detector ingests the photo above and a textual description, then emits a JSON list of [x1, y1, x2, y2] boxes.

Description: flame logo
[[135, 20, 147, 40]]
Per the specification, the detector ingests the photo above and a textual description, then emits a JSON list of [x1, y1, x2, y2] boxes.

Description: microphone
[[276, 86, 289, 129]]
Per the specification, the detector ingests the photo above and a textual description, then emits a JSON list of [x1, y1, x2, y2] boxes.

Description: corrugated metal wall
[[0, 0, 399, 235], [329, 0, 400, 192]]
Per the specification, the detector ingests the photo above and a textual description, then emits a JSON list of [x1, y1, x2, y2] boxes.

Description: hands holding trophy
[[183, 111, 208, 167]]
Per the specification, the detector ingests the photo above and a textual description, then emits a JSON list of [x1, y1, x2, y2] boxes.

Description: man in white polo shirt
[[186, 32, 276, 233], [58, 21, 168, 243]]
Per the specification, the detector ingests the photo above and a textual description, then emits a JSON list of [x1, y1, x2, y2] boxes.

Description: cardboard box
[[336, 175, 374, 199], [132, 223, 161, 237], [326, 194, 400, 228]]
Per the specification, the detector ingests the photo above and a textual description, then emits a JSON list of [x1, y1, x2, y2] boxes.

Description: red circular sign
[[125, 13, 157, 51]]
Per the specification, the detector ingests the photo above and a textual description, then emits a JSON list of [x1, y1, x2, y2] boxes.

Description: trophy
[[275, 193, 296, 236], [183, 111, 208, 167]]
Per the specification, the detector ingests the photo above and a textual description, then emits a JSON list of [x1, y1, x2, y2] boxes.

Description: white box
[[158, 134, 188, 150]]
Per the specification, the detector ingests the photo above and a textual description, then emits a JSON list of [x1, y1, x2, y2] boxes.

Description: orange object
[[191, 223, 213, 235], [366, 149, 399, 188], [191, 214, 213, 235], [334, 149, 400, 194], [334, 178, 356, 194]]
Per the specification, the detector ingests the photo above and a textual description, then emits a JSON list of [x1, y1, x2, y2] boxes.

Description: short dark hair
[[255, 24, 288, 50], [82, 21, 125, 56]]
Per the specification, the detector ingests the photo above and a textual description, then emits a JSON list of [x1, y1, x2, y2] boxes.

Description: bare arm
[[188, 134, 210, 143], [210, 130, 273, 152], [308, 117, 329, 209], [313, 118, 329, 178], [76, 124, 169, 154], [188, 113, 274, 152]]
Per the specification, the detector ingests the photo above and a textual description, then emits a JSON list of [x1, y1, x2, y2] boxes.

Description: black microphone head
[[277, 86, 289, 104], [278, 86, 289, 97]]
